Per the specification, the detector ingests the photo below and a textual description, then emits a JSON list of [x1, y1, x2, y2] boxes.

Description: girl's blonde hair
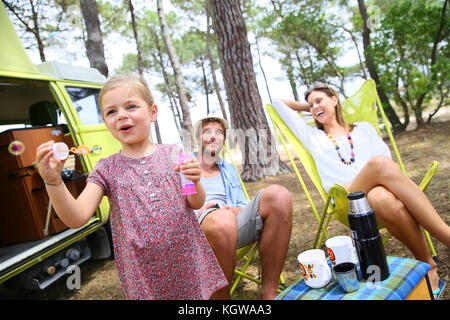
[[304, 84, 354, 132], [99, 74, 154, 116]]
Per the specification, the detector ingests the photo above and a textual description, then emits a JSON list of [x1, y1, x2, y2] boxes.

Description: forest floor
[[1, 118, 449, 301]]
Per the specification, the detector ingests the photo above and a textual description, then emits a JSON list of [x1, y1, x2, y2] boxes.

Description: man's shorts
[[197, 189, 264, 249]]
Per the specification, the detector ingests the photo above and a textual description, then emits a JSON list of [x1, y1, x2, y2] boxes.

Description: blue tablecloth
[[276, 256, 430, 300]]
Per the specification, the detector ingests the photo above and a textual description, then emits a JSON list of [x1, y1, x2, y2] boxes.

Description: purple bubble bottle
[[178, 153, 197, 195]]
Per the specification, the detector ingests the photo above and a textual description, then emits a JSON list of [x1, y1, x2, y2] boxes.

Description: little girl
[[36, 74, 227, 299]]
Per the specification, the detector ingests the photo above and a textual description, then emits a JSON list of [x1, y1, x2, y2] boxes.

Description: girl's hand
[[175, 157, 202, 184], [35, 140, 66, 184]]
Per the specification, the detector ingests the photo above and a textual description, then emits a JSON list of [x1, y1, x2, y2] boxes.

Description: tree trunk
[[254, 32, 272, 104], [209, 0, 289, 181], [415, 0, 448, 128], [80, 0, 108, 77], [357, 0, 404, 132], [427, 87, 449, 123], [29, 0, 46, 62], [206, 5, 228, 123], [156, 0, 192, 133], [199, 58, 210, 114], [149, 28, 183, 134], [127, 0, 143, 76], [341, 26, 368, 80], [295, 49, 313, 87], [127, 0, 162, 143], [284, 50, 299, 101], [413, 99, 425, 128]]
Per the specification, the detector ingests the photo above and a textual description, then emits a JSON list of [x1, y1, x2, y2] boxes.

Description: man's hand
[[195, 202, 217, 218], [195, 203, 242, 218], [223, 206, 241, 216]]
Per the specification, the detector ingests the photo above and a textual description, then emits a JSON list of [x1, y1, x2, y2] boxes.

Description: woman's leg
[[346, 156, 450, 248], [366, 186, 439, 291]]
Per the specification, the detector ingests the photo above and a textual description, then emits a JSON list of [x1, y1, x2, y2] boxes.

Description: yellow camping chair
[[223, 146, 286, 296], [265, 79, 439, 260]]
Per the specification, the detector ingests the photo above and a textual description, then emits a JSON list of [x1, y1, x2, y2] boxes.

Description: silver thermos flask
[[347, 191, 390, 281]]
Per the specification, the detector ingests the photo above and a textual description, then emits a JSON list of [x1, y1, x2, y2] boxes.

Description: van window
[[0, 79, 66, 132], [66, 87, 103, 125]]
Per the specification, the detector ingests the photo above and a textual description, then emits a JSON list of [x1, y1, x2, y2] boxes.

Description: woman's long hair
[[304, 84, 354, 132]]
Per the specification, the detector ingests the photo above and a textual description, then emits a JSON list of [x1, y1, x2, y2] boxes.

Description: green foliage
[[256, 0, 352, 96], [367, 0, 449, 118], [10, 0, 447, 128]]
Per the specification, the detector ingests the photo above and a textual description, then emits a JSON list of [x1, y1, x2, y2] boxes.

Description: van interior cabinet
[[0, 126, 81, 245]]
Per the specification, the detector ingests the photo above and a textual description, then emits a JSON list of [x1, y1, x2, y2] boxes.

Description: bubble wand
[[53, 142, 90, 160]]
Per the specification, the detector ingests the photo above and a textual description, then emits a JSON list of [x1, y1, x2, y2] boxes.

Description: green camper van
[[0, 3, 120, 290]]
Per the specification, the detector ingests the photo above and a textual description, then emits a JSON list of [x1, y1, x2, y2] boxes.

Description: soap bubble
[[53, 142, 69, 160], [8, 140, 25, 156], [52, 142, 91, 159]]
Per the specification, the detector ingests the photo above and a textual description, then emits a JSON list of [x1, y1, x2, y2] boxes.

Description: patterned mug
[[326, 235, 359, 267], [298, 249, 332, 289]]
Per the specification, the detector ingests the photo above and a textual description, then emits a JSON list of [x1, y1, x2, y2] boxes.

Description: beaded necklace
[[326, 130, 355, 165]]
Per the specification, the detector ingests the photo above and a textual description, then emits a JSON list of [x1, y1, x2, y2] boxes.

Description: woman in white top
[[274, 84, 449, 298]]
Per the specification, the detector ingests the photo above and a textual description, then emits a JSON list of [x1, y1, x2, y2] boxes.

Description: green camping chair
[[265, 79, 439, 261], [223, 145, 286, 295]]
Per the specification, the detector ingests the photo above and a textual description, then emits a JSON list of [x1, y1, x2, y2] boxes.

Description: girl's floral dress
[[88, 144, 227, 299]]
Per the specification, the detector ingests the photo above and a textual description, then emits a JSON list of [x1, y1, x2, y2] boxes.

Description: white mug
[[325, 235, 359, 267], [298, 249, 332, 289]]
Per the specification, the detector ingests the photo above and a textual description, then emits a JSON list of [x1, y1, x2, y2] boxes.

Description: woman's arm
[[277, 98, 310, 112], [271, 99, 318, 155]]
